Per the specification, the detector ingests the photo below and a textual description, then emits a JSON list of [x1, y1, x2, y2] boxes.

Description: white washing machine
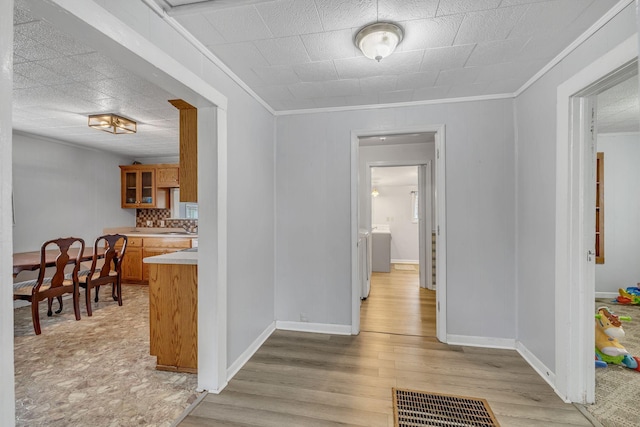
[[372, 225, 391, 273]]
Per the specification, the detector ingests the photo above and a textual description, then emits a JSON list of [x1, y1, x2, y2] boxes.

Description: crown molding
[[274, 93, 514, 116], [514, 0, 634, 97]]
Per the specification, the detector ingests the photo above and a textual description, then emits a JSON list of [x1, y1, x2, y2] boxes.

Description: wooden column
[[169, 99, 197, 202]]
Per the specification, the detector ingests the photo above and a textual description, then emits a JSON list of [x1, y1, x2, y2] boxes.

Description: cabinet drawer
[[144, 237, 191, 249], [125, 237, 143, 247]]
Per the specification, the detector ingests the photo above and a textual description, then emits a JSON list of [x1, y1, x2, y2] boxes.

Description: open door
[[418, 163, 433, 289]]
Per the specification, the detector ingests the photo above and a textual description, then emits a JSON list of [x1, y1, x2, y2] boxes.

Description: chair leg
[[85, 285, 93, 317], [47, 298, 53, 316], [73, 289, 81, 321], [94, 285, 100, 302], [54, 296, 63, 314], [115, 279, 122, 306], [31, 299, 41, 335]]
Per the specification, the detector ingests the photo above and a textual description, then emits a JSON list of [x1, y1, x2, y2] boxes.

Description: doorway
[[350, 126, 446, 341], [555, 35, 637, 404]]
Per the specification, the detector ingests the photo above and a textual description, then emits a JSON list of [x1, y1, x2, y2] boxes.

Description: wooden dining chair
[[79, 234, 127, 316], [13, 237, 85, 335]]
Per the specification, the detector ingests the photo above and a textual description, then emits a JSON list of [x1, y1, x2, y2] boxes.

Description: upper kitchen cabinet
[[169, 99, 197, 202], [156, 164, 180, 188], [121, 165, 156, 209]]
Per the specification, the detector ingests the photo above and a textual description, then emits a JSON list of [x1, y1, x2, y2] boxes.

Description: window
[[411, 191, 418, 223]]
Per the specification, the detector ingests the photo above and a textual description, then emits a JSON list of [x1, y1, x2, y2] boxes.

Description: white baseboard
[[226, 321, 276, 382], [516, 341, 566, 402], [595, 292, 618, 299], [276, 321, 352, 335], [446, 334, 516, 349], [391, 259, 419, 264]]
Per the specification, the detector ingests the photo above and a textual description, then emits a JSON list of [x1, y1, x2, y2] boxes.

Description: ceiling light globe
[[356, 23, 403, 62]]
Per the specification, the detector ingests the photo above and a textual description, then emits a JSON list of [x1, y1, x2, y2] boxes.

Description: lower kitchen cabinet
[[121, 236, 192, 284]]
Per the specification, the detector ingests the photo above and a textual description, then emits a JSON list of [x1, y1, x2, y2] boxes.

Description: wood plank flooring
[[178, 265, 591, 427], [360, 264, 436, 337]]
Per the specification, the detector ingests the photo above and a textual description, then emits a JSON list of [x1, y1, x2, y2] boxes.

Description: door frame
[[350, 124, 447, 342], [555, 35, 637, 403], [22, 0, 230, 393]]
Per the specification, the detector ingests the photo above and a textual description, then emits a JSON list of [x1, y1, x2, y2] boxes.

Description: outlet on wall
[[300, 312, 308, 322]]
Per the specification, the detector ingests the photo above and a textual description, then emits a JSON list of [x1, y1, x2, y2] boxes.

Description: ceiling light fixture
[[355, 22, 403, 62], [88, 113, 137, 134]]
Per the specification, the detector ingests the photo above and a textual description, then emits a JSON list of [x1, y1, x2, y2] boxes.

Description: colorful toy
[[615, 287, 640, 305], [595, 306, 640, 371]]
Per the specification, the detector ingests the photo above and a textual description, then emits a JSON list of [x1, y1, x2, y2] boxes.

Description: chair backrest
[[91, 234, 127, 278], [37, 237, 85, 290]]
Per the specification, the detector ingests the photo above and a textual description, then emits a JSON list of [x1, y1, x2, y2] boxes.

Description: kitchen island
[[143, 247, 197, 373]]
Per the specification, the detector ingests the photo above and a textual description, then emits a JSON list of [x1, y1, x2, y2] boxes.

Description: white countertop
[[103, 227, 198, 239], [143, 248, 197, 265]]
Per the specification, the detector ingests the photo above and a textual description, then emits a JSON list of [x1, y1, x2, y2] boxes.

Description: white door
[[418, 163, 433, 289]]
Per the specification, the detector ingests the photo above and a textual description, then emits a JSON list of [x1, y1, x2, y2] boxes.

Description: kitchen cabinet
[[120, 166, 156, 208], [148, 261, 197, 373], [119, 237, 143, 282], [156, 165, 180, 188], [120, 236, 192, 284]]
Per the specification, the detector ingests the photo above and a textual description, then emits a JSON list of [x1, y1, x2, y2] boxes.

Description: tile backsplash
[[136, 209, 198, 233]]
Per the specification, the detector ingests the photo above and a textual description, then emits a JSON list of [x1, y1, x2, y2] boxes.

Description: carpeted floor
[[14, 285, 200, 427], [588, 300, 640, 427]]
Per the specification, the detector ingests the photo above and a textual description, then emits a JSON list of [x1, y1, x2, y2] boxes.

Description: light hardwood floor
[[179, 265, 591, 426], [360, 264, 436, 337]]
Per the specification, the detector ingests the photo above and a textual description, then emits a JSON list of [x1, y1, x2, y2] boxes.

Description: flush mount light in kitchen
[[355, 22, 403, 62], [88, 113, 137, 134]]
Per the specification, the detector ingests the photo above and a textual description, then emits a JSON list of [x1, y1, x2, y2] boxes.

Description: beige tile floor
[[14, 285, 199, 427]]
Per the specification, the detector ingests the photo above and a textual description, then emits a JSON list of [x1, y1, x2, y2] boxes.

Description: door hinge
[[437, 149, 440, 159], [437, 225, 440, 236], [437, 301, 440, 311]]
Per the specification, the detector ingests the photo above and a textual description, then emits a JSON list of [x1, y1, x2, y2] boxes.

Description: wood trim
[[596, 152, 604, 264], [169, 99, 198, 202]]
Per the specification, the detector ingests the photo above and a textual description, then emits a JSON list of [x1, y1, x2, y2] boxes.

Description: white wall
[[12, 132, 135, 255], [276, 99, 516, 338], [372, 184, 419, 262], [359, 143, 434, 233], [595, 133, 640, 293], [514, 3, 637, 372], [1, 0, 16, 423], [87, 0, 276, 367]]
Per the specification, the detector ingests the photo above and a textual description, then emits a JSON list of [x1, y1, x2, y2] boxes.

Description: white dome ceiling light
[[355, 22, 404, 62]]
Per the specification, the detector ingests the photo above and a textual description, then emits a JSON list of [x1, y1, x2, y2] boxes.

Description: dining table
[[12, 247, 106, 278]]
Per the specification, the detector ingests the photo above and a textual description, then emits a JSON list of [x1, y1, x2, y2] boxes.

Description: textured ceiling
[[167, 0, 619, 111], [371, 165, 418, 187], [10, 0, 637, 160], [597, 73, 639, 134], [12, 1, 179, 158]]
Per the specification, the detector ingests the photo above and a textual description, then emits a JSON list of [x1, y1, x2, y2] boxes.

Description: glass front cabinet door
[[120, 167, 156, 208]]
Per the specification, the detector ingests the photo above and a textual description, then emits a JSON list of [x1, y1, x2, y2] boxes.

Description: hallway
[[179, 264, 591, 426], [360, 264, 436, 337]]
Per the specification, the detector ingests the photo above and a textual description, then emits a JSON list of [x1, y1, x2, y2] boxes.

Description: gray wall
[[359, 143, 434, 233], [92, 0, 277, 366], [12, 132, 134, 254], [595, 133, 640, 293], [1, 0, 15, 422], [514, 3, 637, 371], [275, 99, 517, 339]]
